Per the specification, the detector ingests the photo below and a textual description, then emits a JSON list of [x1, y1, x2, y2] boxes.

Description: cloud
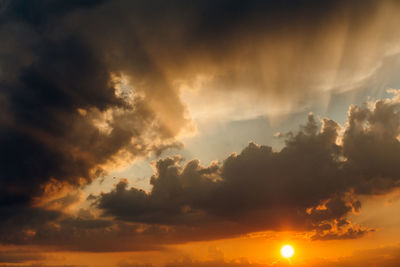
[[95, 92, 400, 244], [2, 0, 400, 213], [0, 265, 85, 267], [0, 249, 45, 263], [2, 0, 400, 253], [0, 0, 187, 222]]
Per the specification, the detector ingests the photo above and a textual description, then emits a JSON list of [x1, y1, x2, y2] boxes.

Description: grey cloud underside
[[0, 249, 45, 263]]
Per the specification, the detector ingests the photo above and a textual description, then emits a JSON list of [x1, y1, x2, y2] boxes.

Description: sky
[[1, 0, 400, 266]]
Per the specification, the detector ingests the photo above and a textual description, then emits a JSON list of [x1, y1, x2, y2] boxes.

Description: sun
[[280, 244, 295, 259]]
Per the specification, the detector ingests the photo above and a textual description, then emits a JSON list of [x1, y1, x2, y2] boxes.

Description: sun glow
[[281, 245, 295, 259]]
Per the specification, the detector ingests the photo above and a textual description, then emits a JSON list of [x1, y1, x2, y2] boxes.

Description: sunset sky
[[2, 0, 400, 266]]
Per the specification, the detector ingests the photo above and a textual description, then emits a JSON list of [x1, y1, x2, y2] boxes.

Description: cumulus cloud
[[96, 92, 400, 243]]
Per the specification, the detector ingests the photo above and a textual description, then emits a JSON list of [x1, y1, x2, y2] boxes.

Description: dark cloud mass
[[1, 0, 400, 254], [0, 249, 45, 263], [0, 0, 187, 218], [96, 93, 400, 244]]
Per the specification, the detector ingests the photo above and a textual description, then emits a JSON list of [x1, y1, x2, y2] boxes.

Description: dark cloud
[[96, 93, 400, 243], [0, 206, 173, 251], [0, 0, 185, 221], [0, 265, 85, 267], [0, 249, 45, 263], [92, 0, 400, 116], [97, 116, 342, 231], [343, 97, 400, 194]]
